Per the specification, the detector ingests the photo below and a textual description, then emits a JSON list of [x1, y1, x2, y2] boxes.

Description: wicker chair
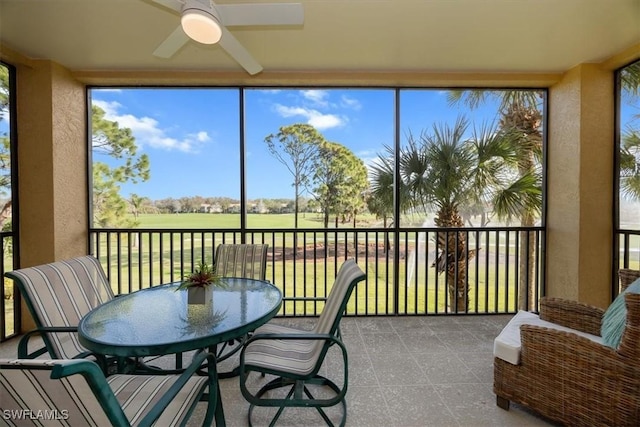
[[493, 270, 640, 426], [619, 267, 640, 290]]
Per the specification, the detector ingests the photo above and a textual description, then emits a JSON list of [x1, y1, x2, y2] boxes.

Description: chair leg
[[216, 336, 247, 379], [496, 395, 510, 410], [245, 376, 347, 427]]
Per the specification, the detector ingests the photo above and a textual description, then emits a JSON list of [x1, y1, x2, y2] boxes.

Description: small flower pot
[[187, 286, 213, 305]]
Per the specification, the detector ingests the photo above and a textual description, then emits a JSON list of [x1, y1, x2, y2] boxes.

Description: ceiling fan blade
[[153, 25, 190, 58], [218, 27, 263, 75], [150, 0, 183, 14], [217, 3, 304, 27]]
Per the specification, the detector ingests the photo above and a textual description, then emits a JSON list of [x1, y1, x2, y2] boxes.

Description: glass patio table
[[78, 277, 282, 427]]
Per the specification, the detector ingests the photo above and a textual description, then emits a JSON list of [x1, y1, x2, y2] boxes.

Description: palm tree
[[620, 61, 640, 201], [371, 116, 523, 312], [448, 90, 543, 310], [369, 145, 412, 252], [369, 145, 410, 226], [621, 60, 640, 96]]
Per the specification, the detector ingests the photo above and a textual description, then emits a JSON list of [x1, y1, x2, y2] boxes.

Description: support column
[[546, 63, 614, 308], [16, 60, 88, 328]]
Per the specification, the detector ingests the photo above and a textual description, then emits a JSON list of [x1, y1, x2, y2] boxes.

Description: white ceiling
[[0, 0, 639, 75]]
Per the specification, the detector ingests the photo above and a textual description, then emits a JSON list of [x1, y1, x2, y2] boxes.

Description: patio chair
[[214, 243, 269, 281], [211, 244, 269, 377], [5, 256, 115, 367], [239, 258, 366, 427], [493, 269, 640, 426], [0, 350, 216, 427]]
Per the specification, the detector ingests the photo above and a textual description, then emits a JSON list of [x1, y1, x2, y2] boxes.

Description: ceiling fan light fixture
[[181, 0, 222, 45]]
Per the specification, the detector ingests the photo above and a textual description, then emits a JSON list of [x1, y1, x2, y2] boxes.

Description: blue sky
[[92, 87, 511, 201]]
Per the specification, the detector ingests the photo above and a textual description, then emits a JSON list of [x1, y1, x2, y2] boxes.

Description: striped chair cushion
[[108, 372, 207, 426], [243, 323, 322, 376], [314, 259, 366, 335], [214, 244, 269, 281], [0, 359, 208, 427], [7, 256, 114, 359]]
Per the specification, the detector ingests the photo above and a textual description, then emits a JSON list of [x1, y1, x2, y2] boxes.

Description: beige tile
[[0, 315, 555, 427]]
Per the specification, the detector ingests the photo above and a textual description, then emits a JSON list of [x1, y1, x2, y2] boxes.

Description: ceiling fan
[[149, 0, 304, 75]]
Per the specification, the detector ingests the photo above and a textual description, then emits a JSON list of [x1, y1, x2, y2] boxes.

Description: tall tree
[[0, 65, 9, 114], [384, 117, 522, 312], [619, 61, 640, 201], [448, 89, 543, 310], [312, 141, 369, 227], [129, 194, 153, 219], [368, 148, 396, 228], [92, 105, 150, 227], [264, 124, 323, 229], [0, 65, 12, 231], [368, 144, 415, 254], [621, 60, 640, 97]]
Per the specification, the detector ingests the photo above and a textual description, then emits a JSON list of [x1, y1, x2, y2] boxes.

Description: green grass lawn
[[134, 213, 380, 229]]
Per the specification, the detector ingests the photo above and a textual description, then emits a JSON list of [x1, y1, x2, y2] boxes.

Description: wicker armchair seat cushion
[[601, 280, 640, 348], [494, 310, 602, 365]]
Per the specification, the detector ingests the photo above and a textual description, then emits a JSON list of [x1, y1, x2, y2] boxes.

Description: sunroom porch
[[0, 314, 557, 426]]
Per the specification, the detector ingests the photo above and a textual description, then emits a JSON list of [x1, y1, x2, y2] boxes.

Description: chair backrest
[[214, 244, 269, 281], [619, 268, 640, 292], [5, 256, 114, 358], [314, 258, 366, 336], [0, 358, 123, 426]]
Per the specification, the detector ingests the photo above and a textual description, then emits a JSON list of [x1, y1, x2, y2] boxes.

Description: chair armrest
[[18, 326, 82, 359], [51, 352, 217, 427], [244, 332, 343, 343], [539, 297, 604, 336], [518, 324, 620, 369], [241, 332, 346, 363], [240, 332, 347, 376]]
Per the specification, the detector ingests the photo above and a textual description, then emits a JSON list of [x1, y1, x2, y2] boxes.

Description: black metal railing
[[0, 232, 18, 341], [6, 226, 639, 340], [90, 226, 546, 317], [618, 229, 640, 271]]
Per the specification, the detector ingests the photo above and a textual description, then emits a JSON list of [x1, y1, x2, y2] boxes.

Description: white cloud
[[93, 100, 121, 117], [341, 95, 361, 110], [93, 88, 123, 94], [274, 104, 345, 130], [195, 131, 210, 142], [92, 99, 208, 153], [309, 114, 343, 130], [300, 90, 329, 107], [357, 149, 380, 170]]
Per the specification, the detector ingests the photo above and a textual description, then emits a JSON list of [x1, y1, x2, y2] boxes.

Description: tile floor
[[0, 315, 556, 426]]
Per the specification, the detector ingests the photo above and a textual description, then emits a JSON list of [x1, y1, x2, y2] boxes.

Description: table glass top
[[78, 278, 282, 356]]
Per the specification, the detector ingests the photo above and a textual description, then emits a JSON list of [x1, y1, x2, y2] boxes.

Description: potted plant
[[176, 261, 226, 305]]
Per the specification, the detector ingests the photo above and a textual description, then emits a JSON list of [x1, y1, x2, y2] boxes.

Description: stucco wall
[[547, 64, 614, 307]]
